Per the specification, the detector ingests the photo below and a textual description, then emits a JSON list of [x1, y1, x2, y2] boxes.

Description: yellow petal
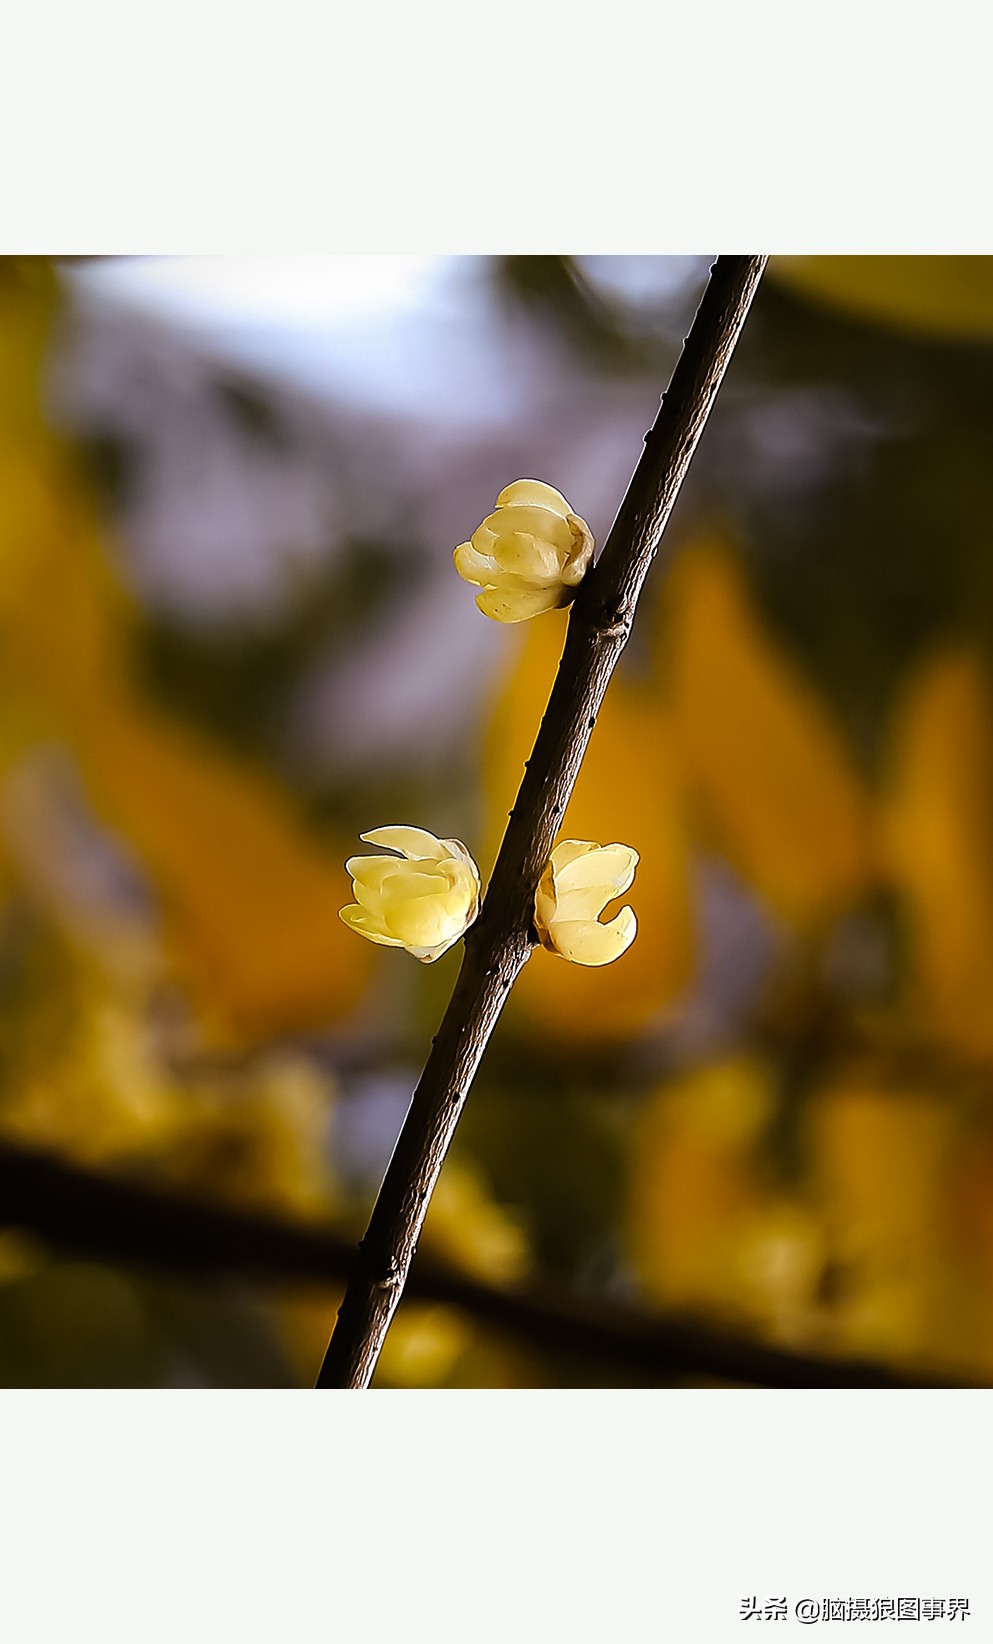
[[440, 837, 478, 874], [490, 530, 563, 585], [496, 479, 572, 516], [378, 865, 452, 907], [470, 522, 499, 554], [453, 542, 495, 585], [481, 504, 572, 551], [386, 894, 462, 951], [543, 886, 601, 924], [475, 585, 563, 624], [555, 843, 639, 897], [560, 514, 594, 583], [550, 907, 637, 966], [338, 904, 404, 947], [359, 826, 447, 861], [353, 869, 408, 912], [345, 854, 402, 888], [549, 840, 598, 870]]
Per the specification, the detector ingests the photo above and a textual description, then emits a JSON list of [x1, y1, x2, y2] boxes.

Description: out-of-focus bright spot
[[61, 255, 530, 425], [578, 254, 709, 311], [67, 255, 449, 327]]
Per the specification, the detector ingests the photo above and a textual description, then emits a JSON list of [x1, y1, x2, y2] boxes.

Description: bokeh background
[[3, 254, 993, 1387]]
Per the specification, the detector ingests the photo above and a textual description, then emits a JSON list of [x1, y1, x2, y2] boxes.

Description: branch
[[318, 256, 769, 1389], [0, 1139, 971, 1388]]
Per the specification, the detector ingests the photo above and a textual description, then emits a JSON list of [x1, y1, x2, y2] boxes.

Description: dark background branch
[[0, 1139, 972, 1389]]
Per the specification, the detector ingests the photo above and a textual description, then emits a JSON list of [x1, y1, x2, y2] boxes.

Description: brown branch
[[0, 1139, 973, 1388], [317, 256, 769, 1388]]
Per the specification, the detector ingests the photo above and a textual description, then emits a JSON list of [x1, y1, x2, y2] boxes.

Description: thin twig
[[317, 256, 769, 1389], [0, 1139, 974, 1388]]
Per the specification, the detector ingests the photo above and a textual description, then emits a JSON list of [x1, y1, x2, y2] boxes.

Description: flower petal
[[549, 840, 599, 871], [490, 530, 563, 585], [341, 829, 481, 961], [454, 542, 496, 585], [482, 504, 572, 552], [475, 584, 564, 624], [470, 522, 499, 555], [439, 837, 478, 873], [386, 892, 467, 950], [534, 861, 557, 942], [359, 826, 448, 860], [346, 854, 403, 888], [560, 515, 595, 583], [496, 479, 572, 517], [339, 904, 405, 946], [378, 865, 453, 906], [549, 907, 637, 966], [555, 844, 639, 897]]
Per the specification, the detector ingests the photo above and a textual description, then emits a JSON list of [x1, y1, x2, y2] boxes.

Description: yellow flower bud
[[339, 826, 481, 962], [454, 479, 594, 623], [534, 840, 638, 966]]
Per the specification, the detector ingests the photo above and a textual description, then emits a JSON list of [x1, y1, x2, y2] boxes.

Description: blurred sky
[[66, 255, 706, 423]]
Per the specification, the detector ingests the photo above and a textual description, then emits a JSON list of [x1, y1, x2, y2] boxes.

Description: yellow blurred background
[[3, 255, 993, 1386]]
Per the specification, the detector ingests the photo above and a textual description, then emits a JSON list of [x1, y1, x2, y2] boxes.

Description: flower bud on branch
[[534, 840, 638, 966], [454, 479, 593, 623], [340, 827, 480, 962]]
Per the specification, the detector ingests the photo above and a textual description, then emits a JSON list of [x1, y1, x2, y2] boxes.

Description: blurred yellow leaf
[[0, 920, 339, 1224], [804, 1076, 993, 1367], [661, 544, 874, 925], [78, 705, 372, 1040], [0, 259, 370, 1041], [627, 1057, 827, 1346], [0, 942, 176, 1167], [881, 651, 993, 1061], [774, 256, 993, 343], [629, 1054, 993, 1370], [421, 1160, 529, 1285], [160, 1053, 338, 1220], [629, 1058, 770, 1307], [374, 1304, 471, 1386], [484, 609, 695, 1041]]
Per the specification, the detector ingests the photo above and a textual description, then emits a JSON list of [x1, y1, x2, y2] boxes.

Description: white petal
[[339, 904, 405, 947], [359, 826, 447, 860], [496, 479, 572, 518], [549, 908, 637, 966]]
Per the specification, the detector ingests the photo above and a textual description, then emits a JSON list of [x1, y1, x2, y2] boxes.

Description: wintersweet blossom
[[454, 480, 594, 623], [534, 840, 639, 966], [339, 826, 481, 962]]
